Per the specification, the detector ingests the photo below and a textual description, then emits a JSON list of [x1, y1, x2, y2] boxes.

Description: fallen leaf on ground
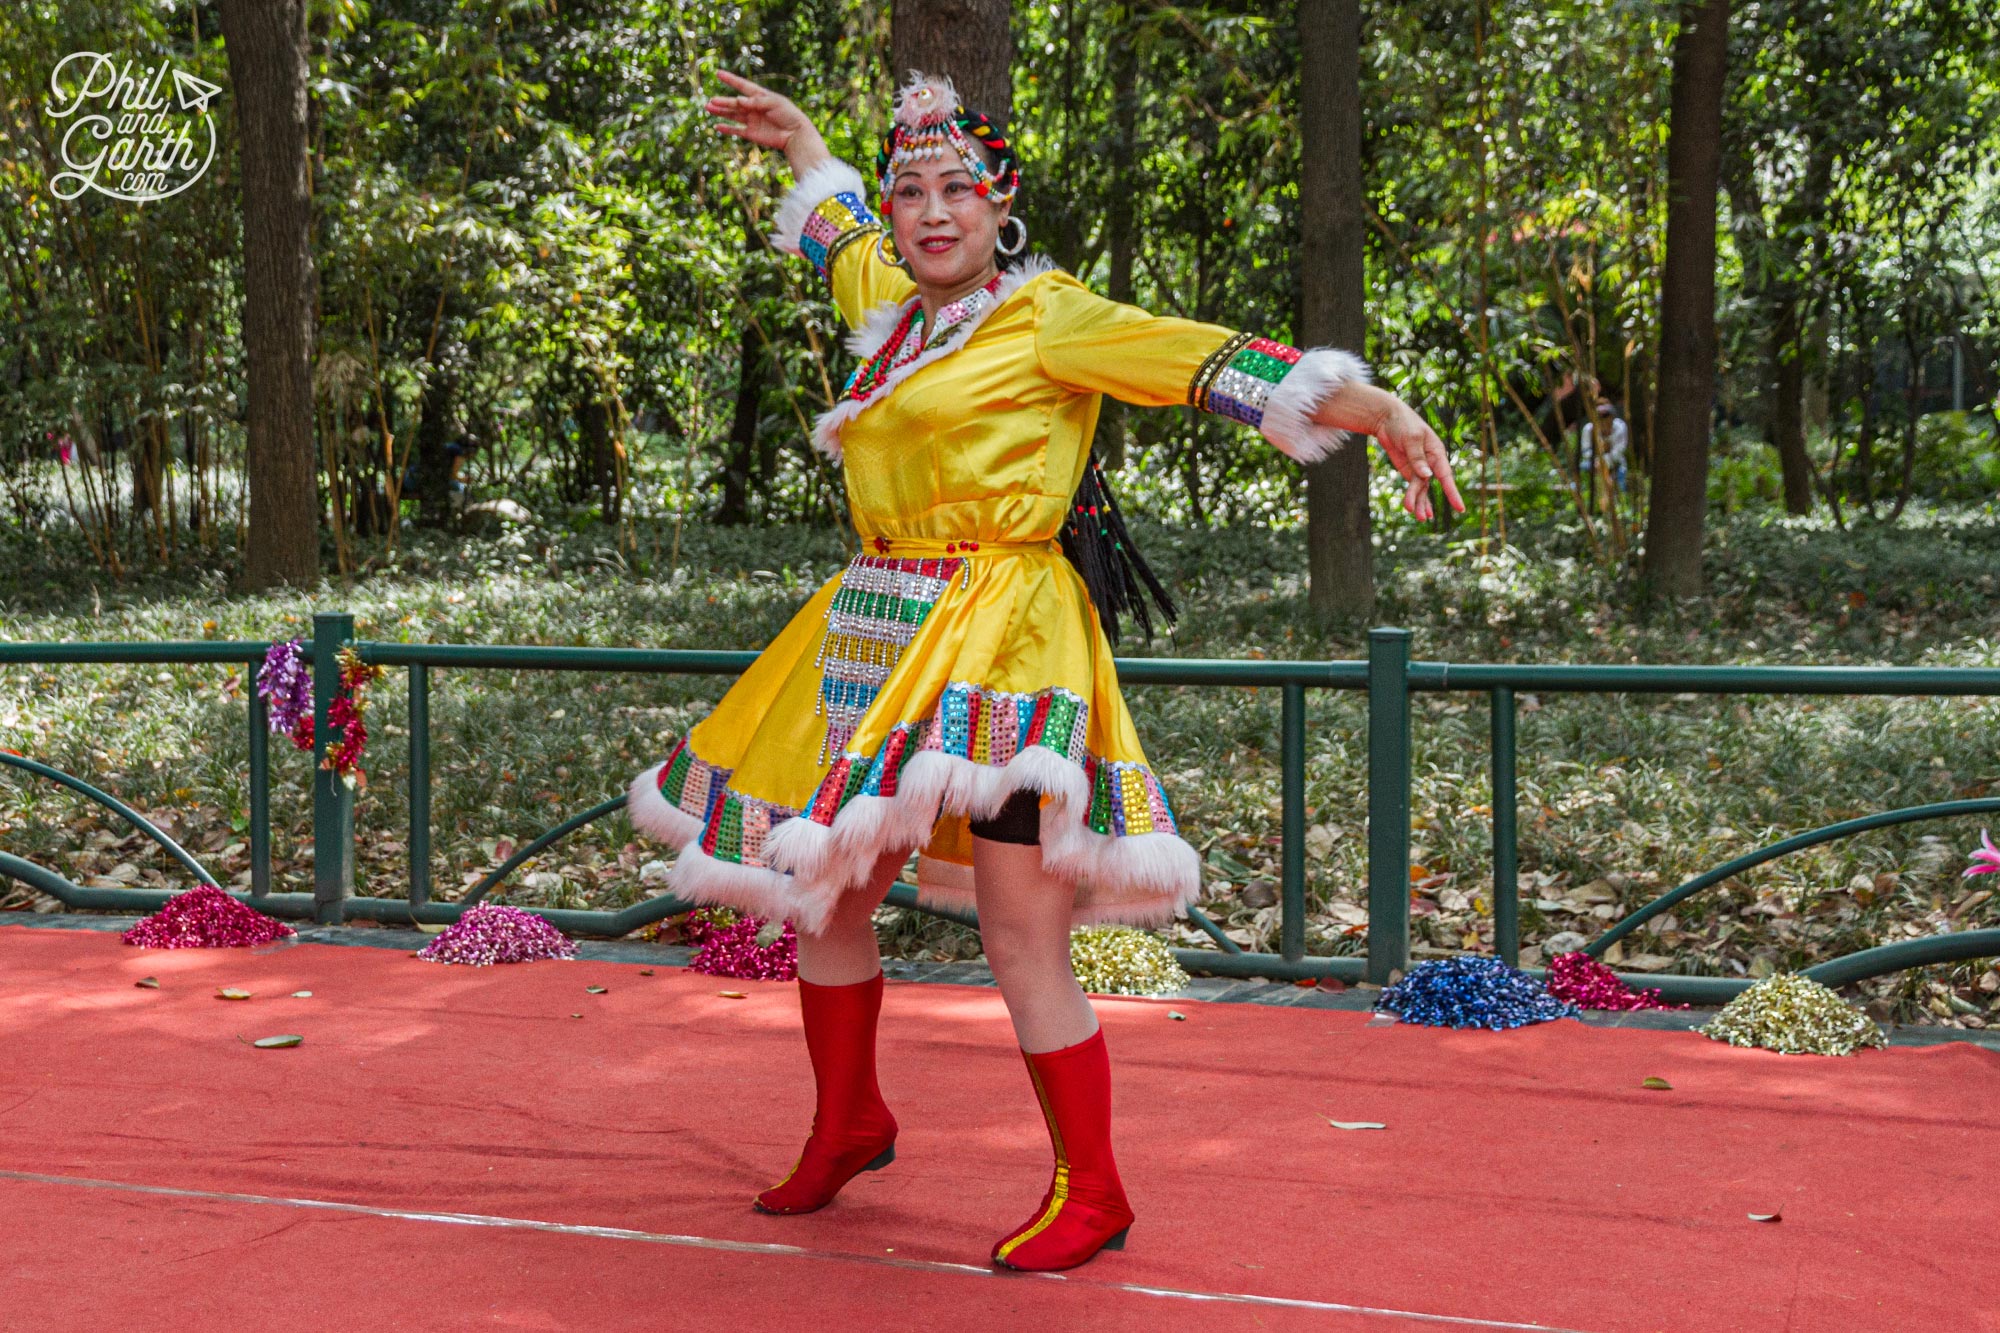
[[1748, 1212, 1782, 1223], [249, 1034, 302, 1049], [717, 990, 747, 999], [585, 985, 608, 994], [135, 977, 160, 989], [1641, 1076, 1673, 1090], [1166, 1010, 1187, 1021], [1328, 1120, 1387, 1131], [569, 1012, 582, 1018], [638, 969, 655, 976], [216, 988, 252, 1001], [291, 990, 312, 998]]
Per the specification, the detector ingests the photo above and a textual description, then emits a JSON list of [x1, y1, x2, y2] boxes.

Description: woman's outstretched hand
[[1312, 382, 1466, 522], [705, 70, 830, 178]]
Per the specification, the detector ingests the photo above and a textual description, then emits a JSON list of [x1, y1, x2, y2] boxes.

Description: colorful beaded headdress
[[874, 72, 1020, 216]]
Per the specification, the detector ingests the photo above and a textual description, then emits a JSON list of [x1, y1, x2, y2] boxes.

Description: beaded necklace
[[840, 272, 1006, 407]]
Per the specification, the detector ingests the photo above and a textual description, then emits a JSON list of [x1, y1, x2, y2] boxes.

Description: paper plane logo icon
[[172, 68, 221, 113]]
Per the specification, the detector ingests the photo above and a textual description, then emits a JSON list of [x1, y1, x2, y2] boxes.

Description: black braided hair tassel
[[1058, 452, 1178, 646]]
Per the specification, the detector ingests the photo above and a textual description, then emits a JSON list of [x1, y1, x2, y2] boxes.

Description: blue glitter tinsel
[[1374, 956, 1580, 1030]]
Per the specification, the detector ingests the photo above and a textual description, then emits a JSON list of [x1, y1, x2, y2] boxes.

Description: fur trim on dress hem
[[626, 762, 704, 846], [666, 840, 843, 936], [1259, 347, 1372, 463], [760, 743, 1203, 925], [770, 160, 871, 256]]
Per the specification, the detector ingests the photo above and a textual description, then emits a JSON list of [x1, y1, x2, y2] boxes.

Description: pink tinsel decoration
[[417, 903, 578, 966], [685, 910, 797, 982], [122, 885, 297, 949], [1545, 950, 1686, 1011]]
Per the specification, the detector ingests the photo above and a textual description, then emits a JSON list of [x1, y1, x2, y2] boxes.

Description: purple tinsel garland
[[257, 639, 313, 740], [416, 903, 578, 965]]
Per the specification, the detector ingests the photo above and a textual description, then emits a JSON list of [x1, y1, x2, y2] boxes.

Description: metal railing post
[[1367, 628, 1412, 983], [408, 662, 431, 908], [1279, 681, 1307, 963], [247, 664, 271, 898], [1491, 686, 1519, 966], [311, 612, 355, 924]]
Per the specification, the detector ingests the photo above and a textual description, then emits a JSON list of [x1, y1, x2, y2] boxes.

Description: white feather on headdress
[[893, 71, 962, 128]]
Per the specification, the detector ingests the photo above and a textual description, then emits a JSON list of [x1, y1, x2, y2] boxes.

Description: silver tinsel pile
[[1701, 972, 1886, 1056]]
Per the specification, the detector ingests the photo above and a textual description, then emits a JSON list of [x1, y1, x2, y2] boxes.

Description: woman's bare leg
[[793, 846, 906, 984], [972, 837, 1097, 1052]]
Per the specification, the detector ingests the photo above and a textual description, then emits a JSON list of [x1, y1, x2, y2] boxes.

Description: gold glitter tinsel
[[1701, 972, 1886, 1056], [1069, 927, 1191, 997]]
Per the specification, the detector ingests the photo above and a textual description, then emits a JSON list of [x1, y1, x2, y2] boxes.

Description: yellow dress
[[628, 160, 1367, 932]]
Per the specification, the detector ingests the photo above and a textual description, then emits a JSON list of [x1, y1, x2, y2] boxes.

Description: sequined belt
[[860, 534, 1061, 559]]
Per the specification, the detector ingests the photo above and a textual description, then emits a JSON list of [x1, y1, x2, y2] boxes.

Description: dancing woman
[[629, 68, 1463, 1272]]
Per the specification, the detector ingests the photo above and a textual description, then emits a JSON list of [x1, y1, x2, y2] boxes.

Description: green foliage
[[2, 0, 1997, 570]]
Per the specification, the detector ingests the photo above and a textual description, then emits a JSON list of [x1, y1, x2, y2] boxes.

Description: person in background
[[1580, 399, 1628, 504]]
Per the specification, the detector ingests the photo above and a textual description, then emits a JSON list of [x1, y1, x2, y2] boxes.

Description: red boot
[[754, 973, 898, 1215], [991, 1027, 1135, 1271]]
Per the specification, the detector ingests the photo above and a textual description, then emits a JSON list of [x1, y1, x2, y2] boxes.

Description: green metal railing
[[7, 614, 2000, 1003]]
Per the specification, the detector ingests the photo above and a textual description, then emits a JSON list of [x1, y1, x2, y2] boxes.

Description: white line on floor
[[0, 1168, 1594, 1331]]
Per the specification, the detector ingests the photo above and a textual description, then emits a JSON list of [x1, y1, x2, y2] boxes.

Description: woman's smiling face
[[889, 155, 1010, 291]]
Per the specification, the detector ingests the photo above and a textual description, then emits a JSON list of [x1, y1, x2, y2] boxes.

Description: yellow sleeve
[[1030, 270, 1370, 463], [771, 160, 916, 329]]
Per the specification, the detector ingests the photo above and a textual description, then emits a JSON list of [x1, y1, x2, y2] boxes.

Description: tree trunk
[[1770, 291, 1812, 513], [578, 396, 620, 522], [1300, 0, 1372, 620], [412, 369, 456, 525], [1641, 0, 1730, 599], [1099, 10, 1140, 471], [219, 0, 321, 588], [1721, 133, 1812, 513], [890, 0, 1013, 122], [716, 321, 763, 524]]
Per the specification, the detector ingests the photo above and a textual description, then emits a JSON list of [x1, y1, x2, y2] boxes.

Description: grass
[[4, 499, 2000, 1028]]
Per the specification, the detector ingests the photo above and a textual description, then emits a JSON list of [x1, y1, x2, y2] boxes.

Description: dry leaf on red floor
[[216, 987, 251, 1001], [1748, 1212, 1782, 1223], [1327, 1120, 1387, 1131], [717, 990, 747, 999], [1641, 1076, 1673, 1090], [249, 1034, 302, 1049], [585, 985, 608, 994], [134, 977, 160, 989]]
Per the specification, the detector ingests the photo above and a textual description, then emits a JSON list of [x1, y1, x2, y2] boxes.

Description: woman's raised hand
[[705, 70, 830, 177]]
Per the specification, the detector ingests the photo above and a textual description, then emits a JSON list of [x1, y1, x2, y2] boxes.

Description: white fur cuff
[[1259, 347, 1372, 464], [770, 159, 871, 255]]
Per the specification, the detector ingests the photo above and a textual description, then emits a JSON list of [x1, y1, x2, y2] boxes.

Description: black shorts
[[968, 789, 1041, 845]]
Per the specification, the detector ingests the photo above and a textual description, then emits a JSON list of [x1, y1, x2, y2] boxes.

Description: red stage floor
[[3, 923, 1997, 1331]]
